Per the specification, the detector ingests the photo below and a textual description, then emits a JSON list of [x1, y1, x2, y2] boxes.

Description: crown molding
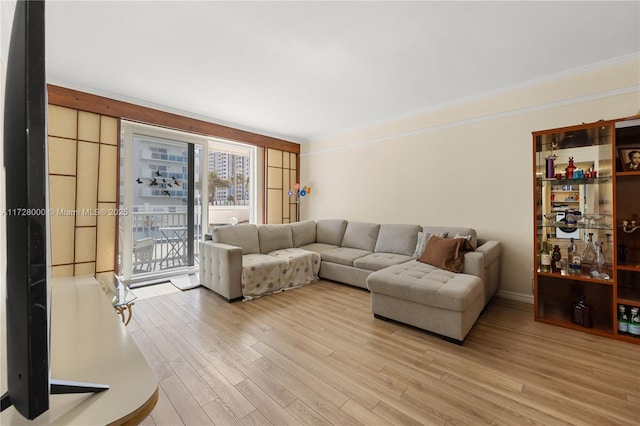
[[309, 53, 640, 145], [302, 85, 639, 157]]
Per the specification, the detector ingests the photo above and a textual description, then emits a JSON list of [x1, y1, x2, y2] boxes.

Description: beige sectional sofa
[[199, 219, 501, 343]]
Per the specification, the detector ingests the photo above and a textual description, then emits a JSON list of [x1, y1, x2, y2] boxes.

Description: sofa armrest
[[475, 240, 501, 267], [472, 240, 501, 304], [199, 241, 243, 302], [462, 251, 484, 278]]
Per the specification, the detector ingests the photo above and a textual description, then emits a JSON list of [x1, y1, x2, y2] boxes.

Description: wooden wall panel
[[75, 141, 99, 227], [267, 189, 283, 224], [98, 144, 118, 201], [47, 105, 119, 277], [48, 137, 76, 175], [265, 148, 298, 224], [78, 111, 100, 142], [96, 202, 117, 273]]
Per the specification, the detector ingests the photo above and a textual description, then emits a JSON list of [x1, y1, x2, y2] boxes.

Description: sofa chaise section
[[367, 260, 484, 344]]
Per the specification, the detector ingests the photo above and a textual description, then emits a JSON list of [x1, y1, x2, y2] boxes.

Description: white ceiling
[[44, 1, 640, 143]]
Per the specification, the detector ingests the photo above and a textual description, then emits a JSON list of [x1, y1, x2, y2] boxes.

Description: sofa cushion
[[291, 220, 316, 247], [321, 247, 372, 267], [418, 235, 470, 273], [316, 219, 348, 246], [423, 226, 477, 250], [341, 221, 380, 251], [258, 224, 293, 254], [211, 224, 260, 255], [452, 232, 477, 250], [300, 242, 339, 253], [375, 224, 421, 256], [412, 231, 448, 259], [354, 252, 413, 272]]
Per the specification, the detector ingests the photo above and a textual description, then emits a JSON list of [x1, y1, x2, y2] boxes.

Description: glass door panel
[[119, 122, 206, 283], [131, 134, 192, 276], [207, 140, 256, 230]]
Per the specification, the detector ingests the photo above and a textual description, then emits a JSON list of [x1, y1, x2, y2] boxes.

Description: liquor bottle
[[618, 305, 628, 334], [567, 238, 581, 275], [540, 240, 551, 273], [629, 307, 640, 337], [565, 156, 576, 179], [572, 295, 593, 328], [581, 232, 596, 274], [551, 245, 562, 273]]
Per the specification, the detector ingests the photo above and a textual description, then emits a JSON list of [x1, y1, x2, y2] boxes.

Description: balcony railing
[[131, 211, 202, 275]]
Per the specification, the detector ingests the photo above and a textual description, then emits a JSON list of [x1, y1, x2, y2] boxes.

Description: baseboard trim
[[497, 290, 534, 304]]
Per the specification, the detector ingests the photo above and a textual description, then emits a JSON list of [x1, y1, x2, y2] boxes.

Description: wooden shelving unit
[[533, 115, 640, 344]]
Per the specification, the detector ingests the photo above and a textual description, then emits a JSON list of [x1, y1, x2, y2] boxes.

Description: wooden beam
[[47, 84, 300, 153]]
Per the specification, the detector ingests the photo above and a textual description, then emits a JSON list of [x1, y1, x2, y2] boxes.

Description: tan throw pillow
[[418, 235, 468, 273], [412, 231, 448, 259]]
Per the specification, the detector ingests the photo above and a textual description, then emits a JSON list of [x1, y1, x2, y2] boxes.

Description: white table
[[0, 275, 158, 425]]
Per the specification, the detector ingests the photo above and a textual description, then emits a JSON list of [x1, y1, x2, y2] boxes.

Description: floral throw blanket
[[241, 248, 321, 299]]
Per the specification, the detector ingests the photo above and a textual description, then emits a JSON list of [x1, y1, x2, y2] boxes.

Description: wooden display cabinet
[[533, 115, 640, 344], [614, 118, 640, 343]]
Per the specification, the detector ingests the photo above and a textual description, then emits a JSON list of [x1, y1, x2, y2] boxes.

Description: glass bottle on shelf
[[590, 241, 608, 279], [565, 156, 576, 179], [629, 307, 640, 337], [540, 241, 551, 273], [572, 295, 593, 328], [551, 245, 562, 273], [568, 238, 581, 275], [618, 305, 628, 334], [581, 232, 596, 274]]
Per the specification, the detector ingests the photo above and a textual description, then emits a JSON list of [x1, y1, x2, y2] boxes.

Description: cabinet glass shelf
[[539, 177, 611, 185], [536, 270, 614, 284], [536, 221, 613, 230]]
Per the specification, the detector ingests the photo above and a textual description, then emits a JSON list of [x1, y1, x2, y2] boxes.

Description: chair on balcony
[[133, 237, 156, 273]]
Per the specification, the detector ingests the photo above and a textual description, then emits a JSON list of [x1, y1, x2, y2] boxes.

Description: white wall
[[300, 58, 640, 302]]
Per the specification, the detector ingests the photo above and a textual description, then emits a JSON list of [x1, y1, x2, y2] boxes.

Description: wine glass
[[543, 213, 557, 225]]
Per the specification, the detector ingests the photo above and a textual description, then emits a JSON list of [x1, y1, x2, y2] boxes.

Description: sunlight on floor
[[133, 282, 181, 300]]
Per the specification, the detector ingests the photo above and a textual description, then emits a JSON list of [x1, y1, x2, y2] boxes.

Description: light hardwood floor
[[129, 280, 640, 426]]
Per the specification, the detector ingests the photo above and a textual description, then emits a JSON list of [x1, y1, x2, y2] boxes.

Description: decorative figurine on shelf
[[288, 183, 311, 222], [621, 220, 639, 233], [545, 153, 557, 178], [565, 157, 576, 179]]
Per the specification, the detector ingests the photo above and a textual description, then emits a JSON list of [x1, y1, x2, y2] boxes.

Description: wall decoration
[[136, 170, 181, 196], [618, 147, 640, 171], [288, 183, 311, 222]]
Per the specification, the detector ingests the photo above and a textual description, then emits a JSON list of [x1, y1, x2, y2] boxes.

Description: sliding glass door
[[119, 122, 257, 284], [119, 122, 205, 283]]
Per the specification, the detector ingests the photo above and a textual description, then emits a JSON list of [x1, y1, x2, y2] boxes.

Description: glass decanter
[[590, 241, 609, 279], [581, 232, 596, 274]]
